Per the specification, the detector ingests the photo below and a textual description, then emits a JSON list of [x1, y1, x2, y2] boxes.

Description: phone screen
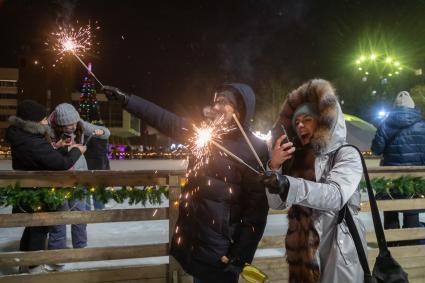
[[61, 133, 72, 141], [271, 124, 290, 147]]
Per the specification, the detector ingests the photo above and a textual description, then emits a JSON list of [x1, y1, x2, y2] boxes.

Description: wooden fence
[[0, 166, 424, 282]]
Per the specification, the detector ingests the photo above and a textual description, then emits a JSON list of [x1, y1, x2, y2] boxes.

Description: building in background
[[71, 91, 140, 143], [0, 68, 19, 145]]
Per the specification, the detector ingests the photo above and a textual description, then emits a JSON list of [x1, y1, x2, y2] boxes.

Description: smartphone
[[61, 132, 72, 141], [271, 124, 290, 148]]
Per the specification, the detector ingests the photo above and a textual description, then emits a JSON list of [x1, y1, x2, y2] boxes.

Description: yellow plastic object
[[241, 264, 269, 283]]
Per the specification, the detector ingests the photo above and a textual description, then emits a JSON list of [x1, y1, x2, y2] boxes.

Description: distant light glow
[[378, 110, 388, 119]]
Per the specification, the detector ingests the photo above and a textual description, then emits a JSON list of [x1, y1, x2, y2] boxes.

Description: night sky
[[1, 0, 425, 125]]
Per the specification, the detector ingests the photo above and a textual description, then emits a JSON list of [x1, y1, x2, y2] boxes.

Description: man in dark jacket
[[372, 91, 425, 234], [103, 84, 268, 282], [6, 100, 85, 272]]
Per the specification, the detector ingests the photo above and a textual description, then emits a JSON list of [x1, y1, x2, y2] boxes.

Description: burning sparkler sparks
[[187, 115, 261, 175], [46, 22, 104, 87], [188, 116, 228, 173], [48, 23, 93, 61]]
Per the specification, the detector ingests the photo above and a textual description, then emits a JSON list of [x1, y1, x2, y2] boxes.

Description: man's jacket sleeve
[[125, 95, 191, 143]]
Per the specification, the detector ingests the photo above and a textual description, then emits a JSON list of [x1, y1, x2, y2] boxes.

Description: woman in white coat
[[263, 79, 366, 283]]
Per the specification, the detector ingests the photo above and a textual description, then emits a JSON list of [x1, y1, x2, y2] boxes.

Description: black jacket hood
[[221, 83, 256, 128]]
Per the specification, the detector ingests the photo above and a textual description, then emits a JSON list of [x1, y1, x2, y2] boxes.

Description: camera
[[61, 132, 72, 141]]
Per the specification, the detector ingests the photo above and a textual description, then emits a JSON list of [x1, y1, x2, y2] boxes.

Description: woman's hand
[[94, 129, 104, 136], [269, 135, 295, 171], [53, 138, 71, 148]]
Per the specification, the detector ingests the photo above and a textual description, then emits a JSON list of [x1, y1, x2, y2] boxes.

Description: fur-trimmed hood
[[7, 116, 48, 135], [275, 79, 346, 154], [6, 116, 51, 146]]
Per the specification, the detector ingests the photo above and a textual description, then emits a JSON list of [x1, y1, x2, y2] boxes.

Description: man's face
[[294, 114, 318, 145], [210, 95, 238, 124]]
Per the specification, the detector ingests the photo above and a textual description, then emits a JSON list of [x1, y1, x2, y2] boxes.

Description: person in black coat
[[84, 122, 110, 210], [5, 100, 85, 271], [103, 83, 268, 283]]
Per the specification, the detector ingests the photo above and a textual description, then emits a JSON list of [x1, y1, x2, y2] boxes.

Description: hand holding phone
[[271, 124, 290, 148], [59, 132, 72, 146], [269, 124, 295, 170]]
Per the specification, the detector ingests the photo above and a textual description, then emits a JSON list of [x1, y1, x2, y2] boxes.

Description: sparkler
[[210, 140, 260, 175], [46, 23, 104, 87], [188, 116, 260, 175], [189, 116, 227, 172], [232, 114, 266, 172]]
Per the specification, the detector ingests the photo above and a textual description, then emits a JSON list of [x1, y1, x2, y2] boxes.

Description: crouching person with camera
[[263, 79, 366, 283]]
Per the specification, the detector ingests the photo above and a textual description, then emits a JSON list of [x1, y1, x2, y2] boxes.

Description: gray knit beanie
[[54, 103, 81, 126], [394, 91, 415, 108], [292, 103, 319, 129]]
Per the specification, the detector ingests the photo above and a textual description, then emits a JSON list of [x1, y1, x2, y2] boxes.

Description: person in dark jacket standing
[[5, 100, 85, 273], [372, 91, 425, 234], [85, 122, 110, 210], [103, 84, 268, 283]]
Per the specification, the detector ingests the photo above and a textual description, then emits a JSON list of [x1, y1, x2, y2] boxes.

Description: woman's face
[[294, 114, 318, 145], [62, 123, 77, 133]]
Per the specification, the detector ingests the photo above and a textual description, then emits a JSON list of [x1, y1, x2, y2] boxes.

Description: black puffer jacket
[[125, 83, 268, 282], [85, 138, 110, 170], [5, 116, 81, 170]]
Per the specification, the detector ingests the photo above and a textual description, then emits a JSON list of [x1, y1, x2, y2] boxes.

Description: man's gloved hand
[[102, 86, 129, 106], [262, 171, 290, 198], [221, 255, 244, 276]]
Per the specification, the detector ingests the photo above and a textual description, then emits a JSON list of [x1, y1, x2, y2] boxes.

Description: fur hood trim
[[277, 79, 342, 154], [8, 116, 48, 136]]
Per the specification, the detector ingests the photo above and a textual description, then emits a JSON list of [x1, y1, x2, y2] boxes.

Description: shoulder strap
[[333, 144, 389, 251], [332, 144, 391, 278]]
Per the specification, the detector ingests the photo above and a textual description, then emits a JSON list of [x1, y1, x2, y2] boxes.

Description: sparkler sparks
[[46, 22, 104, 87], [47, 23, 93, 63], [188, 116, 228, 173], [187, 115, 261, 175]]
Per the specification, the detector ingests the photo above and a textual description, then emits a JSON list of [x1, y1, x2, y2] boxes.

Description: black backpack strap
[[332, 144, 392, 280], [332, 144, 389, 252], [344, 204, 373, 278]]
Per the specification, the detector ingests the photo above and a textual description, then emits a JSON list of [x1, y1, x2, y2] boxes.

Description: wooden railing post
[[168, 174, 182, 283]]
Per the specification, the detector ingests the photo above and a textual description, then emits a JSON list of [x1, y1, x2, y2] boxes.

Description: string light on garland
[[0, 184, 169, 212]]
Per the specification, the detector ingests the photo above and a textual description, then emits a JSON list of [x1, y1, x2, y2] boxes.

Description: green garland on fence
[[2, 176, 425, 212], [0, 184, 169, 212], [360, 176, 425, 199]]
